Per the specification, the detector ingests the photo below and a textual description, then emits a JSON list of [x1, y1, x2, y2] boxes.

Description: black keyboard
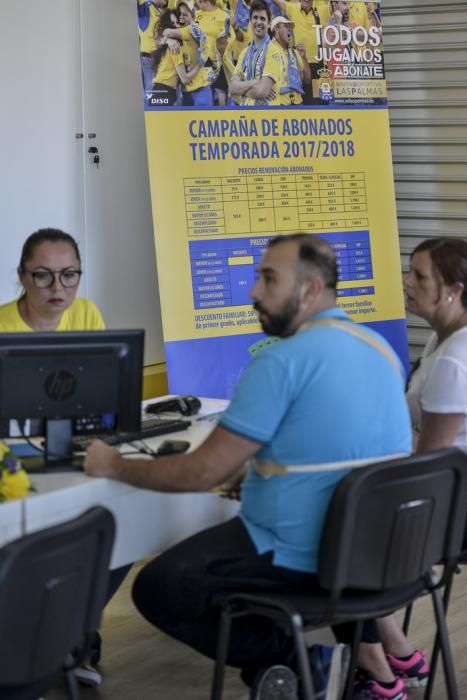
[[73, 416, 191, 449]]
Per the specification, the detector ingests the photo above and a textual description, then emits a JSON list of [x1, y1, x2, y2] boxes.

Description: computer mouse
[[156, 439, 190, 455]]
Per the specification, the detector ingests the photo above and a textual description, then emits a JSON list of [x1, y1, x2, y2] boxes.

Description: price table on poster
[[190, 231, 374, 309], [184, 172, 368, 237]]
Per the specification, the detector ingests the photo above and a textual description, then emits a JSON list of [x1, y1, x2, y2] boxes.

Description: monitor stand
[[21, 418, 84, 473], [46, 418, 73, 460]]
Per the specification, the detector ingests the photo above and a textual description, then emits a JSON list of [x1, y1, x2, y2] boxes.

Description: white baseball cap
[[176, 0, 195, 12], [270, 16, 294, 31]]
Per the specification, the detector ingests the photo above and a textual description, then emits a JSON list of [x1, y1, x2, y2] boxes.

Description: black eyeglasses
[[22, 267, 83, 289]]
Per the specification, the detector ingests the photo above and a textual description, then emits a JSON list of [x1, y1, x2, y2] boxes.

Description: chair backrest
[[318, 448, 467, 593], [0, 506, 115, 685]]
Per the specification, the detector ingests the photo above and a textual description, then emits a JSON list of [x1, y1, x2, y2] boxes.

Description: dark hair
[[19, 228, 81, 270], [152, 10, 179, 74], [412, 237, 467, 309], [268, 233, 338, 291], [250, 0, 271, 22]]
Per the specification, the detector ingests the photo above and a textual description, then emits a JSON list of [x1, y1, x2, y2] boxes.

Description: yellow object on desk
[[0, 441, 31, 502]]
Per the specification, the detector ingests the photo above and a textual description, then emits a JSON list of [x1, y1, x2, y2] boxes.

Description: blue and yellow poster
[[137, 0, 408, 397]]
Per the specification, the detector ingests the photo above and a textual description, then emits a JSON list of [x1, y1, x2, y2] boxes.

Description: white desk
[[0, 498, 23, 548], [2, 398, 239, 568]]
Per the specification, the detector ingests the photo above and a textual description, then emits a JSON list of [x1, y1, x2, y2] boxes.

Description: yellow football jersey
[[270, 39, 304, 106], [139, 3, 161, 53], [153, 48, 183, 89], [284, 2, 320, 64]]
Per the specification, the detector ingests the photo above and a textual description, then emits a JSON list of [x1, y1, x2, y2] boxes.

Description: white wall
[[0, 0, 164, 365], [0, 1, 84, 292]]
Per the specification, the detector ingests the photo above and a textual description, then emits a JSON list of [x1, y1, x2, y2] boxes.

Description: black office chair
[[401, 542, 467, 700], [0, 506, 115, 700], [210, 448, 467, 700]]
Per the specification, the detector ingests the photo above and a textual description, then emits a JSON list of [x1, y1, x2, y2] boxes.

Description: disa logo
[[146, 92, 170, 105]]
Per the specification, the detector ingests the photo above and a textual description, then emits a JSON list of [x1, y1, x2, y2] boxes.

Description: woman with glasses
[[0, 227, 114, 687], [0, 228, 104, 331]]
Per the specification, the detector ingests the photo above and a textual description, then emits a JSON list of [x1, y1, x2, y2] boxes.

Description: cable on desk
[[16, 419, 74, 462], [121, 441, 159, 457]]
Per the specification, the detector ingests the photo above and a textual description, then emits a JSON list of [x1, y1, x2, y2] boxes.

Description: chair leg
[[402, 602, 413, 635], [343, 620, 364, 700], [425, 588, 458, 700], [64, 669, 80, 700], [424, 572, 456, 700], [290, 613, 315, 700], [210, 608, 233, 700]]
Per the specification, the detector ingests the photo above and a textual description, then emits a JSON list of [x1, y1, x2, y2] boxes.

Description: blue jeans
[[183, 86, 213, 107], [140, 54, 154, 92]]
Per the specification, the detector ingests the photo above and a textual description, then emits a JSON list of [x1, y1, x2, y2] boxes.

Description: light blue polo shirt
[[220, 308, 412, 573]]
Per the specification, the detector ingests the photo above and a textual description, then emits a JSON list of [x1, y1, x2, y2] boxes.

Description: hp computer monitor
[[0, 329, 144, 470]]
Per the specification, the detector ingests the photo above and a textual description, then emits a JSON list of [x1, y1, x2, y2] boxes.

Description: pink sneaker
[[353, 675, 407, 699], [386, 650, 430, 688]]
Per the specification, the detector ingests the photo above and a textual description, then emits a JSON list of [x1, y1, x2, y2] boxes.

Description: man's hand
[[219, 462, 248, 500], [84, 440, 122, 479], [296, 42, 306, 60], [166, 37, 181, 53], [229, 74, 248, 97], [231, 18, 243, 40], [266, 84, 277, 101], [332, 9, 342, 24]]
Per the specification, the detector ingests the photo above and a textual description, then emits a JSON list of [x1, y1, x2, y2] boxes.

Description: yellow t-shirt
[[0, 298, 105, 333], [228, 0, 253, 58], [270, 39, 304, 106], [181, 37, 210, 92], [154, 48, 183, 89], [223, 35, 236, 83], [231, 24, 253, 60], [139, 3, 161, 54], [223, 25, 252, 84], [284, 2, 320, 64], [233, 41, 281, 106], [315, 0, 330, 25], [194, 7, 230, 62], [350, 1, 370, 29], [313, 1, 370, 27]]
